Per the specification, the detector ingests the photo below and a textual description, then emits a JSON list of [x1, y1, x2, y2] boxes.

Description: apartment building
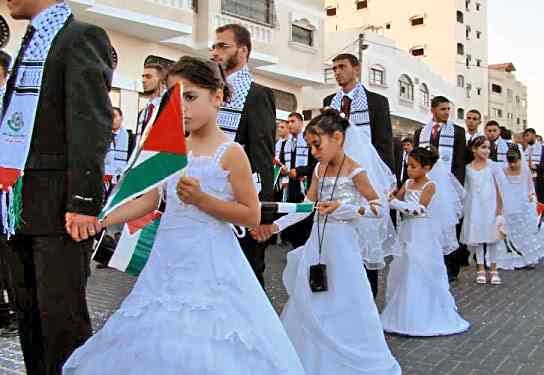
[[324, 0, 490, 123], [488, 63, 528, 133], [1, 0, 326, 129]]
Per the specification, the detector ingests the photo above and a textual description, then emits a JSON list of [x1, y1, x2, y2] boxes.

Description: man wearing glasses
[[212, 24, 276, 287]]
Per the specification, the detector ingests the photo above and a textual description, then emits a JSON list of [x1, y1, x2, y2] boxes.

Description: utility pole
[[358, 33, 365, 82]]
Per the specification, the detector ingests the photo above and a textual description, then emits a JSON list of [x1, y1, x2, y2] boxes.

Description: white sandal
[[490, 271, 502, 285], [476, 271, 487, 284]]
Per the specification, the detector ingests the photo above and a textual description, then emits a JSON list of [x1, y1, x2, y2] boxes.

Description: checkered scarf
[[330, 83, 371, 140], [217, 66, 253, 140], [0, 2, 71, 237], [419, 120, 456, 171]]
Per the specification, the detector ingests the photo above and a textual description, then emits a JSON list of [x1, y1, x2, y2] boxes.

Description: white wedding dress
[[63, 142, 306, 375]]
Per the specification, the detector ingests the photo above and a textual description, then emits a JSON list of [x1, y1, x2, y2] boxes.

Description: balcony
[[68, 0, 193, 42]]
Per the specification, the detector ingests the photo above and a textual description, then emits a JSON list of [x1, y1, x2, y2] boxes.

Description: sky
[[488, 1, 544, 133]]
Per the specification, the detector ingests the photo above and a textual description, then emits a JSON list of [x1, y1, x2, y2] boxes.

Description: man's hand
[[289, 169, 297, 179], [250, 224, 278, 243], [65, 213, 102, 242]]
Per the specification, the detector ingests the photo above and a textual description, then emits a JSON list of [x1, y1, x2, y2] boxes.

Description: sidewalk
[[1, 244, 544, 374]]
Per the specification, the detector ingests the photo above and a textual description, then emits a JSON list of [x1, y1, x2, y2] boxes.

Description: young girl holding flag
[[63, 57, 305, 375]]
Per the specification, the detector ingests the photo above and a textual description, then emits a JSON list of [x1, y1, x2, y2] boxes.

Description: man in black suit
[[212, 23, 276, 286], [323, 53, 395, 298], [414, 96, 467, 281], [395, 137, 413, 188], [1, 1, 112, 373]]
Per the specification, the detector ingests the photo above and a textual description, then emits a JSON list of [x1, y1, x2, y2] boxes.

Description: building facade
[[303, 31, 457, 137], [488, 63, 528, 133], [1, 0, 326, 130], [323, 0, 490, 124]]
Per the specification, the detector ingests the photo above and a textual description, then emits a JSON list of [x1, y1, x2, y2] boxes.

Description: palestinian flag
[[261, 201, 315, 214], [100, 82, 187, 219], [108, 211, 162, 276]]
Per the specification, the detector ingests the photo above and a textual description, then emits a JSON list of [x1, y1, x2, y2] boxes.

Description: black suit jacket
[[20, 17, 113, 235], [413, 125, 467, 184], [236, 82, 276, 222], [323, 89, 395, 172]]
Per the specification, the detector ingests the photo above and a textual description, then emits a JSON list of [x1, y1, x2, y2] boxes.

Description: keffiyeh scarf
[[330, 83, 371, 141], [217, 66, 253, 141], [419, 120, 456, 171], [0, 2, 71, 237]]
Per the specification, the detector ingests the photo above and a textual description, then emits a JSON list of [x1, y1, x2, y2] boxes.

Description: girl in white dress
[[381, 148, 470, 336], [63, 57, 306, 375], [494, 146, 544, 269], [461, 136, 503, 285], [255, 109, 401, 375]]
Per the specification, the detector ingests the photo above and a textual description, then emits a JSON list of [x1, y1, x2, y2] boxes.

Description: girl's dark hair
[[466, 135, 488, 164], [409, 147, 439, 168], [304, 107, 350, 138], [506, 144, 521, 163], [168, 56, 231, 101]]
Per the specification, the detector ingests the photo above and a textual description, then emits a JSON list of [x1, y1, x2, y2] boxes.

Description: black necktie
[[2, 25, 36, 120], [490, 141, 498, 161], [341, 96, 352, 119], [291, 136, 297, 169], [279, 140, 287, 164]]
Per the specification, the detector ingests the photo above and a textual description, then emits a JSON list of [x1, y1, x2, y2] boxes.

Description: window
[[476, 59, 482, 67], [517, 117, 521, 125], [516, 96, 521, 104], [420, 83, 430, 108], [477, 87, 482, 95], [326, 7, 337, 16], [457, 10, 464, 23], [411, 47, 425, 56], [291, 24, 314, 46], [492, 108, 503, 118], [411, 16, 424, 26], [523, 119, 527, 127], [466, 83, 472, 98], [457, 74, 465, 88], [491, 84, 502, 94], [507, 113, 513, 120], [466, 25, 471, 39], [399, 74, 414, 102], [457, 43, 464, 55], [385, 23, 391, 29], [466, 0, 470, 11], [476, 31, 482, 39], [466, 55, 471, 68], [457, 108, 465, 120], [302, 110, 312, 121], [369, 65, 386, 86], [507, 89, 513, 102], [324, 67, 335, 83], [270, 88, 297, 112], [222, 0, 275, 25], [476, 2, 481, 11], [522, 99, 527, 108], [356, 1, 368, 10]]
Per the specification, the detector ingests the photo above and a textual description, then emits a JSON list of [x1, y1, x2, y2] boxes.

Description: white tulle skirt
[[63, 219, 305, 375], [281, 221, 401, 375], [381, 218, 470, 337]]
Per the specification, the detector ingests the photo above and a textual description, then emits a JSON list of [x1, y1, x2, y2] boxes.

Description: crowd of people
[[0, 1, 543, 374]]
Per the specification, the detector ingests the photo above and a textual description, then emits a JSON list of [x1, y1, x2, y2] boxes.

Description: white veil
[[344, 124, 401, 269]]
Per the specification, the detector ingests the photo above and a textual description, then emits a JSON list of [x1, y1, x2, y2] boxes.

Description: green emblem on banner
[[7, 112, 24, 132]]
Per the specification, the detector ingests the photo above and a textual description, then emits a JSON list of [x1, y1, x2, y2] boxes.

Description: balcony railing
[[145, 0, 195, 11], [213, 13, 273, 44]]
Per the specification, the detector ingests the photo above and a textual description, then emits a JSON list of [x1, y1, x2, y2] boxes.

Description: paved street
[[1, 244, 544, 374]]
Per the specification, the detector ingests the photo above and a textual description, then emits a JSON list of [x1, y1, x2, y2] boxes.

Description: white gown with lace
[[63, 142, 306, 375]]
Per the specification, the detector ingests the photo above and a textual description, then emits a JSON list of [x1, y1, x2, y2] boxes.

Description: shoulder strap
[[421, 180, 435, 190], [348, 167, 365, 179], [314, 162, 321, 179], [213, 141, 235, 164]]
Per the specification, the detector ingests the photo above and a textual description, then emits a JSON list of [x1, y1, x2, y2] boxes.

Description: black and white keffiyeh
[[217, 66, 253, 140], [330, 83, 371, 140], [419, 120, 456, 171], [0, 2, 71, 237], [282, 134, 309, 169]]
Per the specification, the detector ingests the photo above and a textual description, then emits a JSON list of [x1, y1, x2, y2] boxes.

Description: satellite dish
[[0, 16, 10, 49]]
